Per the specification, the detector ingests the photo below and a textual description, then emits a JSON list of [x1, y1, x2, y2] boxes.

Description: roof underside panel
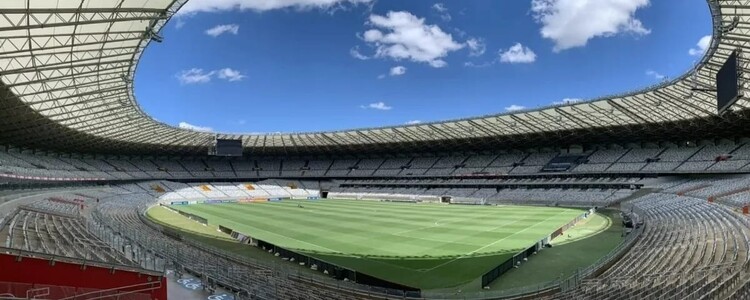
[[0, 0, 747, 156]]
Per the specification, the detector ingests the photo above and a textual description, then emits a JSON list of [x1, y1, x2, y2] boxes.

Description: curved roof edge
[[0, 0, 747, 156]]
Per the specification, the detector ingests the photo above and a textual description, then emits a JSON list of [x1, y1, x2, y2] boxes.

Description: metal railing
[[0, 246, 163, 278], [0, 281, 157, 300]]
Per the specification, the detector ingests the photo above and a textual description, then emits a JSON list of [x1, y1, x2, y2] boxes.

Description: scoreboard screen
[[214, 139, 243, 157], [717, 50, 741, 114]]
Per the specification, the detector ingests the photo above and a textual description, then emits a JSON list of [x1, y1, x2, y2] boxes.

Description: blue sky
[[135, 0, 712, 133]]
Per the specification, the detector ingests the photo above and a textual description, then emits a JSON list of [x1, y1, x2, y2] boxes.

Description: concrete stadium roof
[[0, 0, 748, 156]]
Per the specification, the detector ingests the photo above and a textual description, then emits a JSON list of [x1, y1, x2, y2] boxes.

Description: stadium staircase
[[635, 148, 669, 172], [607, 188, 656, 207], [73, 193, 97, 200], [601, 149, 632, 172], [228, 160, 239, 178], [708, 187, 750, 202], [614, 148, 630, 163], [395, 158, 414, 175], [675, 184, 711, 196], [372, 159, 387, 173], [673, 145, 706, 171], [101, 160, 122, 172], [18, 204, 79, 219], [506, 153, 531, 173], [176, 161, 192, 175], [424, 158, 440, 172]]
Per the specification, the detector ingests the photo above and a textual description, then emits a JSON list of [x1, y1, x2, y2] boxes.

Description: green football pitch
[[152, 199, 595, 289]]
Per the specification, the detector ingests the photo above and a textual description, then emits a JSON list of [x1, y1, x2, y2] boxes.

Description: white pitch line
[[421, 211, 568, 272], [468, 211, 567, 255], [392, 209, 502, 235], [391, 233, 479, 247], [391, 217, 462, 235]]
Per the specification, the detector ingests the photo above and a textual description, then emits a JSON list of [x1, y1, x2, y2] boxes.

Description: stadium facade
[[2, 0, 750, 300]]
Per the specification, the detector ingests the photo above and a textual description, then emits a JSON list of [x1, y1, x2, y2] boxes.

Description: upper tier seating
[[618, 148, 661, 162], [585, 149, 628, 164], [658, 147, 701, 162], [329, 159, 358, 170], [4, 142, 750, 182]]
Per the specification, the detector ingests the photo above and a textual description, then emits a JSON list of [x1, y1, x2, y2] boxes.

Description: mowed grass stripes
[[162, 199, 587, 289], [171, 199, 581, 257]]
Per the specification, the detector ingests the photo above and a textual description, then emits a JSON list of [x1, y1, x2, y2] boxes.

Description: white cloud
[[179, 0, 373, 15], [361, 102, 393, 110], [176, 68, 215, 85], [688, 35, 712, 56], [505, 104, 526, 112], [405, 120, 422, 125], [350, 46, 371, 60], [466, 38, 486, 57], [465, 42, 532, 67], [464, 61, 495, 68], [432, 3, 452, 21], [175, 19, 186, 29], [531, 0, 651, 52], [465, 42, 533, 67], [428, 60, 448, 68], [645, 69, 665, 80], [360, 11, 464, 68], [389, 66, 407, 76], [217, 68, 246, 81], [432, 3, 448, 12], [378, 65, 407, 78], [179, 122, 213, 132], [453, 28, 467, 38], [553, 98, 582, 105], [177, 68, 245, 84], [499, 43, 537, 64], [206, 24, 240, 37]]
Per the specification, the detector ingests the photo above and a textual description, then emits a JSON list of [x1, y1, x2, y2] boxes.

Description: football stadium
[[1, 0, 750, 299]]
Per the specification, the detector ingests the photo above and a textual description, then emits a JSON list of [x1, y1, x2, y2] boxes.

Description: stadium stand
[[0, 203, 131, 265], [6, 145, 750, 182], [0, 175, 731, 299], [556, 192, 750, 299], [3, 0, 750, 299]]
